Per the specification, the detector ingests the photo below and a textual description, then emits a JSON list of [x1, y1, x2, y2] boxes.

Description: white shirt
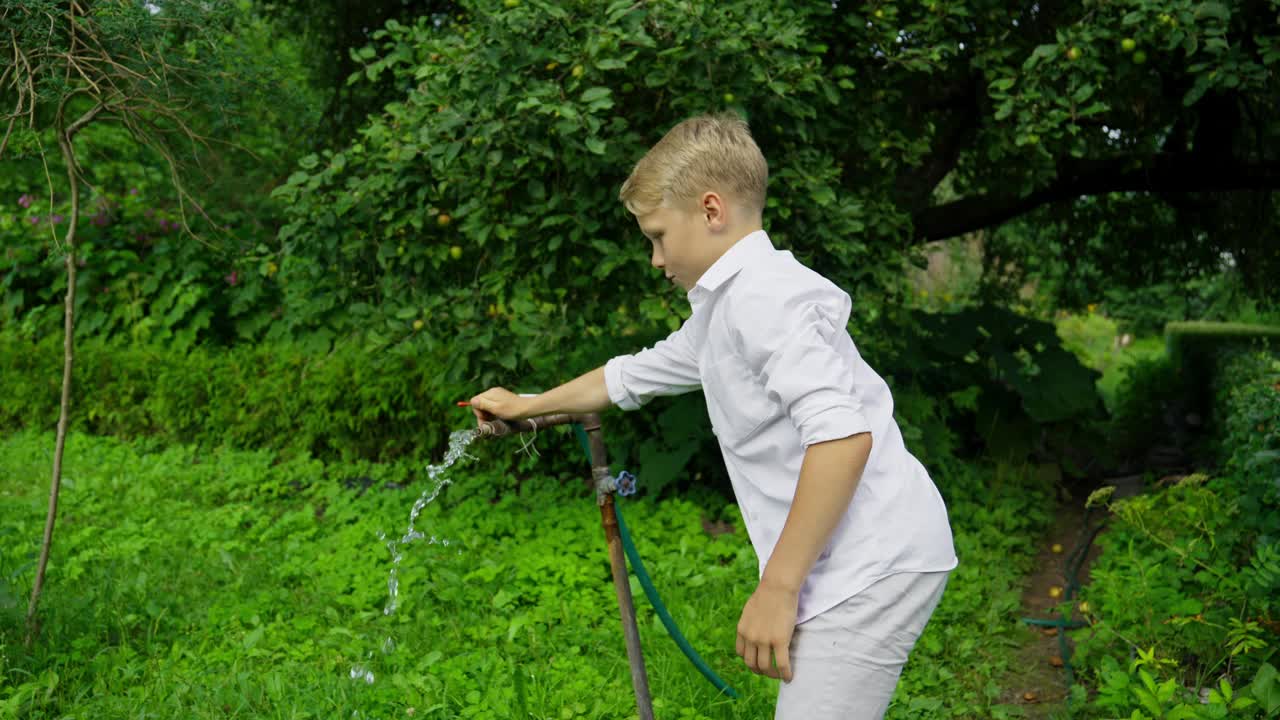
[[605, 230, 958, 623]]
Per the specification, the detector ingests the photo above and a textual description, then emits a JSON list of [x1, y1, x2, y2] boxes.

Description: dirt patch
[[999, 491, 1108, 717], [701, 515, 735, 537]]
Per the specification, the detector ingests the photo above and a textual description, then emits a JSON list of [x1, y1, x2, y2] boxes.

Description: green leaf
[[1072, 84, 1095, 103], [1250, 663, 1280, 714], [584, 137, 606, 155], [580, 87, 612, 103], [242, 626, 264, 649]]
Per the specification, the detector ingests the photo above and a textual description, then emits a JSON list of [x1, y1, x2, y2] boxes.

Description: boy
[[468, 113, 957, 719]]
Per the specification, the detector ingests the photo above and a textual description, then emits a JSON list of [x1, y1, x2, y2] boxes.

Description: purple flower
[[225, 271, 238, 286], [129, 188, 139, 196], [51, 214, 64, 225], [27, 216, 39, 225], [91, 212, 110, 227], [17, 194, 33, 209]]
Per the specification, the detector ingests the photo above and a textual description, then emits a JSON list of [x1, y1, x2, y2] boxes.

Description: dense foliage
[[0, 301, 1103, 493], [0, 1, 320, 346], [1073, 348, 1280, 718], [0, 429, 1053, 719]]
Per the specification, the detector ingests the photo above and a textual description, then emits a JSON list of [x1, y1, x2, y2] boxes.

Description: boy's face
[[634, 192, 736, 293]]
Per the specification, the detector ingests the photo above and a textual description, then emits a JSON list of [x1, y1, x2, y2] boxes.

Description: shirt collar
[[690, 230, 774, 300]]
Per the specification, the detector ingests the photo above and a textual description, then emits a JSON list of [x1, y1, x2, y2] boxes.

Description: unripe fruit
[[437, 214, 452, 226], [1132, 50, 1147, 65], [874, 9, 885, 19], [571, 65, 584, 78], [503, 0, 519, 7], [723, 92, 735, 103], [1066, 46, 1081, 61], [1078, 601, 1091, 613], [1048, 586, 1063, 599], [413, 319, 424, 330], [1121, 38, 1136, 52], [449, 245, 462, 260], [1051, 543, 1064, 554]]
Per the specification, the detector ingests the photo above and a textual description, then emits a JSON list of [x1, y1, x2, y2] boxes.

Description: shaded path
[[997, 475, 1143, 717]]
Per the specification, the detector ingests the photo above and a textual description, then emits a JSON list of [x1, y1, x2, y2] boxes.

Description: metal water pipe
[[476, 413, 654, 720]]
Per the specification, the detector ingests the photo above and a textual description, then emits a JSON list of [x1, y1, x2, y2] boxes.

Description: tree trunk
[[24, 117, 86, 647]]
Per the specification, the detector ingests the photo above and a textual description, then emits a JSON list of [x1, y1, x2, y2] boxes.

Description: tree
[[255, 0, 460, 143], [806, 0, 1280, 296], [0, 0, 251, 644]]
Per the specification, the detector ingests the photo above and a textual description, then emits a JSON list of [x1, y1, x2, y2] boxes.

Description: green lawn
[[1, 429, 1050, 719]]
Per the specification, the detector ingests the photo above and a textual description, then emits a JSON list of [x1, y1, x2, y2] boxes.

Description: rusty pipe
[[475, 413, 578, 438], [473, 412, 654, 720]]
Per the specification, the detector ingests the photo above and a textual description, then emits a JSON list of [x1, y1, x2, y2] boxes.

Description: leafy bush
[[267, 0, 912, 375], [1105, 352, 1187, 460], [891, 304, 1104, 468], [1073, 349, 1280, 718], [0, 330, 467, 464], [0, 5, 321, 345]]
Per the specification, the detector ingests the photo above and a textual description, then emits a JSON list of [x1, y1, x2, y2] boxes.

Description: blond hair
[[619, 113, 768, 217]]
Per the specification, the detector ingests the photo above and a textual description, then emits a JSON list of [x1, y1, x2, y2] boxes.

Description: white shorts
[[775, 570, 950, 720]]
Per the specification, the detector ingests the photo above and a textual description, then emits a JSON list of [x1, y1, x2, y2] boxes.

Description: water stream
[[349, 428, 479, 684]]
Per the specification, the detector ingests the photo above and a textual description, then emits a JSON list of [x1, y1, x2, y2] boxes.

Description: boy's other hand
[[468, 387, 533, 424], [735, 578, 798, 683]]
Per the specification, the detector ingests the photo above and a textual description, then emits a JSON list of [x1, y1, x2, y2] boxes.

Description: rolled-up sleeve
[[737, 296, 871, 448], [604, 322, 702, 411]]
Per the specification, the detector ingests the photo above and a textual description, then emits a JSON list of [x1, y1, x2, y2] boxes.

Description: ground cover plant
[[0, 428, 1051, 719], [1067, 348, 1280, 718]]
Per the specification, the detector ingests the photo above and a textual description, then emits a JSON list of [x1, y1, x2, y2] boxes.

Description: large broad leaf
[[917, 305, 1102, 424], [1251, 663, 1280, 716]]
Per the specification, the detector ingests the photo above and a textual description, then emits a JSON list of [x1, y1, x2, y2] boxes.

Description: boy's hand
[[735, 578, 798, 682], [468, 387, 534, 424]]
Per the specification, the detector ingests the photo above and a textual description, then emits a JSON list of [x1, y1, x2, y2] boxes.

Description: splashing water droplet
[[381, 429, 478, 618], [353, 428, 479, 684]]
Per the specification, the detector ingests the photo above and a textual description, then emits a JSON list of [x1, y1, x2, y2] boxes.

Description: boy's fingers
[[774, 644, 793, 683], [735, 633, 745, 659], [746, 642, 763, 674], [469, 397, 494, 423]]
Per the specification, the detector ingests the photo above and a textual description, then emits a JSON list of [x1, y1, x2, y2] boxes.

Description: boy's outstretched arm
[[469, 365, 611, 422], [736, 431, 873, 683]]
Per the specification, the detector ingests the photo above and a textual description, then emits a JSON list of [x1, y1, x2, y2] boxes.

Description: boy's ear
[[700, 191, 727, 229]]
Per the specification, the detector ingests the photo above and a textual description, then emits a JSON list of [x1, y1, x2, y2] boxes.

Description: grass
[[1, 428, 1052, 719]]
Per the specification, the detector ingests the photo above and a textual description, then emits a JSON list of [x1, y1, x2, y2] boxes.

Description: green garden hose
[[571, 424, 739, 700]]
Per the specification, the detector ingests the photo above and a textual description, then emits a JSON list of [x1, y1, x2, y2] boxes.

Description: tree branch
[[912, 153, 1280, 242], [65, 101, 105, 139]]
